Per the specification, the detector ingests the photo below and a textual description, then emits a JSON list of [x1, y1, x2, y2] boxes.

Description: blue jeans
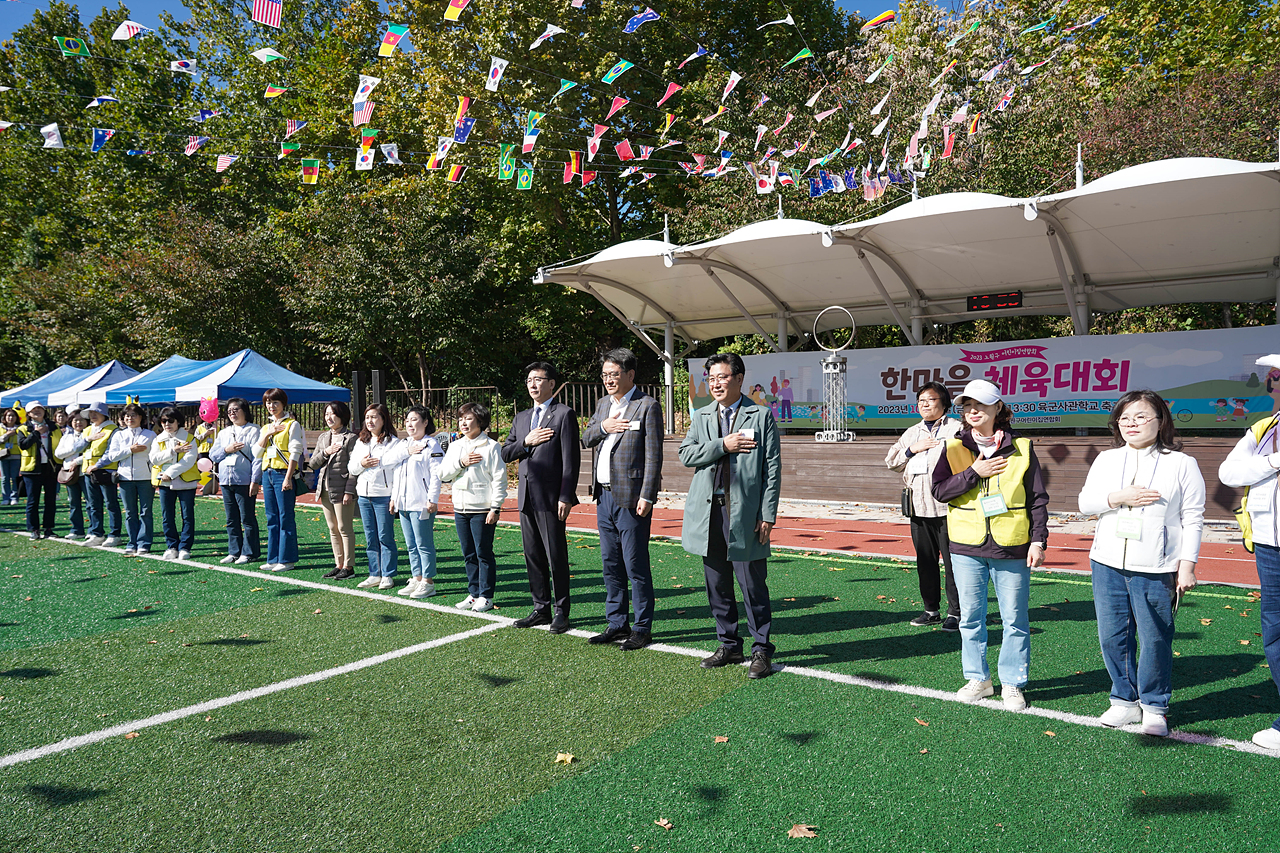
[[1091, 560, 1175, 713], [953, 553, 1031, 687], [0, 455, 18, 502], [1257, 543, 1280, 732], [222, 484, 260, 559], [358, 495, 397, 577], [118, 479, 155, 551], [159, 486, 195, 552], [399, 510, 437, 579], [262, 468, 298, 565], [65, 475, 85, 536], [86, 475, 121, 538], [456, 511, 496, 599]]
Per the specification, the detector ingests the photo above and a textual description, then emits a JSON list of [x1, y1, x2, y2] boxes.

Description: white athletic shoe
[[220, 555, 237, 564], [123, 548, 136, 557], [455, 595, 477, 609], [397, 578, 420, 597], [234, 555, 251, 565], [470, 596, 494, 612], [1001, 685, 1028, 711], [957, 678, 994, 703], [1252, 728, 1280, 750], [356, 576, 381, 589], [1140, 709, 1168, 737], [1099, 704, 1141, 728], [83, 536, 106, 547], [102, 536, 121, 547], [177, 550, 191, 561], [260, 563, 279, 572], [410, 580, 436, 600], [378, 577, 394, 590], [162, 549, 178, 560], [272, 563, 294, 572]]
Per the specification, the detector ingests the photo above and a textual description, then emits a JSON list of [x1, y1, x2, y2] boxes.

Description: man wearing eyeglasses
[[582, 348, 664, 650], [679, 353, 782, 678]]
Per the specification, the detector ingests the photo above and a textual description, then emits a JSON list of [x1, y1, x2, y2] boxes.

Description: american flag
[[185, 135, 209, 156], [353, 101, 374, 127], [285, 119, 307, 139], [215, 154, 239, 172], [252, 0, 282, 29]]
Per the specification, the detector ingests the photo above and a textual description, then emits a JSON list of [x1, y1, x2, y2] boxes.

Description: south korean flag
[[355, 146, 375, 171], [485, 57, 508, 92]]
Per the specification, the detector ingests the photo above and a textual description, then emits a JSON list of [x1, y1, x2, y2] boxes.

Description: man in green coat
[[679, 353, 782, 678]]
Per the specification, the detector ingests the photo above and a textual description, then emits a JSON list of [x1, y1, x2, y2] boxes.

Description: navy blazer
[[501, 398, 581, 512], [582, 390, 663, 510]]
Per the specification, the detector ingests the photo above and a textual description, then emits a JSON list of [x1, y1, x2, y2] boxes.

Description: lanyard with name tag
[[1115, 450, 1161, 541], [980, 493, 1008, 517]]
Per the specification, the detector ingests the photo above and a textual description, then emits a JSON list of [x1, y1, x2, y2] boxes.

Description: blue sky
[[2, 1, 868, 42]]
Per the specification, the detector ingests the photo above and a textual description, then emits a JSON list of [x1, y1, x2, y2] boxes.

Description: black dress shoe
[[588, 625, 630, 645], [514, 610, 552, 629], [700, 646, 745, 669], [548, 612, 570, 634], [322, 567, 342, 579], [748, 650, 773, 679], [334, 567, 355, 580], [619, 630, 651, 651]]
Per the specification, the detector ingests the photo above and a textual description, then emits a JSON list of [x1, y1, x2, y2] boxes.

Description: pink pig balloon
[[198, 397, 219, 424]]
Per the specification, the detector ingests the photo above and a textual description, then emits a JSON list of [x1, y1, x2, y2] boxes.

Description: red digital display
[[967, 291, 1023, 312]]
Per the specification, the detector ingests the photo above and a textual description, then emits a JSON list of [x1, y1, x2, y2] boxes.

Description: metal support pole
[[704, 267, 782, 352], [370, 370, 385, 407], [352, 371, 366, 418], [1046, 228, 1086, 335], [911, 300, 923, 347], [663, 322, 675, 434], [1275, 272, 1280, 325], [1076, 142, 1084, 190], [856, 249, 920, 346], [777, 315, 789, 352]]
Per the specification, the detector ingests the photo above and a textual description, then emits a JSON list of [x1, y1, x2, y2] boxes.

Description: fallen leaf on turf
[[714, 736, 729, 743], [239, 634, 249, 638], [251, 587, 264, 592], [124, 732, 139, 739], [784, 598, 796, 602], [787, 824, 818, 839], [1200, 618, 1212, 625], [1045, 605, 1060, 612], [1241, 640, 1251, 645], [919, 748, 928, 754], [128, 609, 137, 613], [10, 574, 21, 578], [147, 640, 157, 644], [654, 818, 673, 830], [555, 753, 574, 764], [676, 610, 686, 614], [914, 718, 929, 727], [182, 643, 192, 647], [876, 595, 886, 600], [1044, 731, 1056, 737], [143, 606, 151, 610], [1224, 605, 1234, 610], [147, 570, 157, 574], [313, 609, 322, 615], [674, 584, 683, 588], [1174, 651, 1181, 656], [24, 597, 31, 601], [829, 567, 845, 571], [205, 716, 212, 721]]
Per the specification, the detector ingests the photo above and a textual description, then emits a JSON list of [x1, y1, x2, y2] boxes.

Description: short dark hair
[[158, 406, 185, 427], [917, 381, 952, 411], [704, 353, 746, 377], [358, 403, 397, 443], [525, 361, 561, 385], [1108, 390, 1183, 453], [601, 348, 637, 374], [458, 402, 491, 432], [262, 388, 288, 406], [993, 402, 1013, 431], [405, 404, 436, 435], [325, 400, 351, 428], [226, 397, 250, 416], [121, 403, 147, 421]]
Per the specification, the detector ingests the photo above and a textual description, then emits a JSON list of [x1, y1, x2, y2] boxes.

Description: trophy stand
[[814, 306, 856, 443]]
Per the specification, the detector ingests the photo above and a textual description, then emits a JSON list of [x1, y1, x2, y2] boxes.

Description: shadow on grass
[[213, 730, 311, 746], [0, 621, 18, 627], [69, 575, 105, 583], [1, 667, 57, 679], [23, 784, 108, 808], [159, 569, 198, 577], [108, 610, 161, 620], [199, 638, 270, 647], [275, 588, 311, 597], [781, 731, 822, 746], [1128, 793, 1232, 815], [375, 613, 403, 624], [477, 673, 520, 689]]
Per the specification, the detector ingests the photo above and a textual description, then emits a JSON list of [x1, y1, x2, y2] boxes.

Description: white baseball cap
[[956, 379, 1002, 406]]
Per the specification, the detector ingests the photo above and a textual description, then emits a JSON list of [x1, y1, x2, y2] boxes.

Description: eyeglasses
[[1117, 413, 1157, 427], [706, 373, 736, 386], [601, 371, 623, 380]]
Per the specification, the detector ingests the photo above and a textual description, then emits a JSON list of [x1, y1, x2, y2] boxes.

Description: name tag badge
[[627, 420, 641, 431], [1115, 515, 1143, 540], [980, 493, 1008, 517], [738, 428, 756, 440]]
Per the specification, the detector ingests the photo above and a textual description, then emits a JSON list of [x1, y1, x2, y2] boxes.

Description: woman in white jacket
[[149, 407, 200, 560], [55, 411, 90, 539], [103, 404, 157, 556], [388, 405, 444, 600], [439, 402, 507, 612], [348, 403, 404, 591], [1078, 390, 1204, 737]]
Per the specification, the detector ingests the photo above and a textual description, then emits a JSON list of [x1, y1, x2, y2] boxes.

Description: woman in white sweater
[[1078, 390, 1204, 737], [388, 405, 444, 600], [149, 407, 201, 561], [348, 403, 404, 591], [104, 404, 157, 556], [439, 402, 507, 612]]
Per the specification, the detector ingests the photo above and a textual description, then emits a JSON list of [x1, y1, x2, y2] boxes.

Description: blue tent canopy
[[81, 354, 228, 405], [1, 364, 102, 408], [47, 360, 139, 407], [173, 349, 349, 405]]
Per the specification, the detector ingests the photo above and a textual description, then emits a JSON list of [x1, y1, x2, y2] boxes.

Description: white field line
[[5, 530, 1276, 763], [0, 622, 504, 769]]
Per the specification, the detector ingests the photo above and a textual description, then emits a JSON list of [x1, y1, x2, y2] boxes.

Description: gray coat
[[308, 429, 357, 498]]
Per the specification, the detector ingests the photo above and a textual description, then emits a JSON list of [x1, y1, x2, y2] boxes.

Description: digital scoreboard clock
[[966, 291, 1024, 312]]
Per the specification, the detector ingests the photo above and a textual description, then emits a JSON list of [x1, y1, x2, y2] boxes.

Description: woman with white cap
[[1220, 353, 1280, 750], [931, 379, 1049, 711]]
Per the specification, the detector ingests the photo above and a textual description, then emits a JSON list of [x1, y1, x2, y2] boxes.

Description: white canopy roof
[[536, 157, 1280, 355]]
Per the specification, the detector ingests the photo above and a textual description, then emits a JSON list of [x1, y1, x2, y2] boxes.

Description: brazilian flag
[[497, 144, 516, 181], [516, 165, 533, 190], [55, 36, 90, 58]]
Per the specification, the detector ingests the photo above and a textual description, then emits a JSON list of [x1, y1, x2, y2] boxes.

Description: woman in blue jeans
[[439, 402, 507, 613], [252, 388, 307, 571], [932, 379, 1049, 712], [389, 405, 444, 600], [348, 403, 403, 591], [209, 397, 261, 564], [1079, 390, 1203, 737], [149, 407, 200, 560], [0, 408, 21, 505], [103, 404, 156, 556], [55, 412, 90, 538]]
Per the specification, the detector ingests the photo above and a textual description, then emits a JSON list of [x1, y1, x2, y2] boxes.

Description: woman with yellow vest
[[931, 379, 1049, 711], [16, 401, 61, 539], [82, 401, 123, 547], [102, 404, 157, 556], [150, 407, 200, 560], [252, 388, 307, 571], [1, 408, 20, 505]]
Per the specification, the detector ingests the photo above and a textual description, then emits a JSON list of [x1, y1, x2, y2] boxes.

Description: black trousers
[[911, 515, 960, 616], [704, 502, 774, 655], [520, 509, 571, 616], [23, 467, 58, 534]]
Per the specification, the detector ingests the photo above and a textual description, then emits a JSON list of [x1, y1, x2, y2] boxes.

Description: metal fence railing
[[555, 382, 688, 434]]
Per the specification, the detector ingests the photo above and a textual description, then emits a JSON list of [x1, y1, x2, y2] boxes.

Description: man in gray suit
[[679, 353, 782, 678], [583, 348, 664, 650]]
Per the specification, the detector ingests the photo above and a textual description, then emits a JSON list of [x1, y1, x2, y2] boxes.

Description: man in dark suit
[[502, 361, 581, 633], [679, 353, 782, 679], [582, 348, 664, 650]]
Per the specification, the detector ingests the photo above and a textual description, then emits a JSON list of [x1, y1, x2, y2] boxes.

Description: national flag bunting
[[967, 112, 981, 135], [979, 60, 1007, 82], [678, 45, 707, 69], [498, 143, 516, 179], [871, 88, 890, 115], [215, 154, 238, 172], [860, 10, 895, 33], [427, 137, 453, 169], [657, 82, 682, 107], [380, 143, 402, 164], [251, 48, 286, 63], [444, 0, 471, 22], [529, 24, 564, 50], [354, 75, 380, 103], [1020, 57, 1051, 75], [945, 19, 980, 48], [866, 54, 892, 84], [757, 13, 794, 30], [516, 165, 533, 190], [355, 147, 375, 171], [111, 21, 150, 40], [782, 48, 812, 68], [301, 159, 320, 184], [581, 170, 596, 186], [525, 110, 544, 134], [815, 106, 840, 122], [522, 129, 540, 154], [359, 129, 378, 150], [941, 127, 956, 159], [0, 122, 15, 133], [486, 57, 509, 91], [353, 101, 375, 126], [454, 116, 476, 143], [659, 113, 675, 135], [379, 24, 409, 57], [721, 71, 742, 102], [1064, 13, 1106, 32], [170, 59, 198, 73], [605, 97, 629, 120], [54, 37, 89, 57], [701, 105, 727, 124], [614, 139, 635, 161], [90, 128, 114, 152], [455, 96, 471, 125], [872, 112, 890, 136], [252, 0, 282, 29], [184, 135, 209, 155], [192, 109, 220, 122], [1019, 18, 1053, 36], [602, 60, 634, 84], [996, 85, 1015, 111], [772, 112, 794, 135], [930, 60, 957, 87], [279, 141, 299, 159], [86, 96, 119, 108], [264, 85, 288, 98], [285, 119, 307, 138], [623, 7, 659, 33], [805, 87, 825, 108], [551, 79, 577, 100]]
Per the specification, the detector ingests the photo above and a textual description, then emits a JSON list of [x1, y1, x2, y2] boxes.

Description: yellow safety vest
[[194, 424, 216, 454], [1235, 414, 1280, 554], [266, 419, 298, 470], [151, 431, 202, 486], [18, 424, 62, 473], [82, 422, 118, 473], [944, 436, 1033, 548]]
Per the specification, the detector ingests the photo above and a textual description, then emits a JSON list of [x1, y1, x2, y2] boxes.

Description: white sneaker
[[137, 548, 150, 556], [177, 550, 191, 561], [410, 580, 436, 600], [64, 533, 83, 541], [378, 577, 394, 590], [123, 548, 136, 557], [1140, 709, 1168, 737], [470, 595, 493, 612], [163, 549, 178, 560], [356, 576, 381, 588], [272, 563, 294, 572], [1099, 704, 1141, 728], [220, 555, 237, 564], [1252, 727, 1280, 750], [397, 578, 420, 597], [84, 535, 105, 547], [102, 536, 121, 547], [1002, 685, 1028, 711], [957, 678, 994, 703], [234, 555, 250, 565], [260, 562, 279, 572], [455, 594, 477, 609]]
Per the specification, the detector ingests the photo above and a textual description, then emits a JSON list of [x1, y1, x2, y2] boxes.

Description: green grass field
[[0, 497, 1277, 852]]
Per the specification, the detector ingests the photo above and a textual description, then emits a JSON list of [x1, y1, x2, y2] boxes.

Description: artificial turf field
[[0, 497, 1277, 852]]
